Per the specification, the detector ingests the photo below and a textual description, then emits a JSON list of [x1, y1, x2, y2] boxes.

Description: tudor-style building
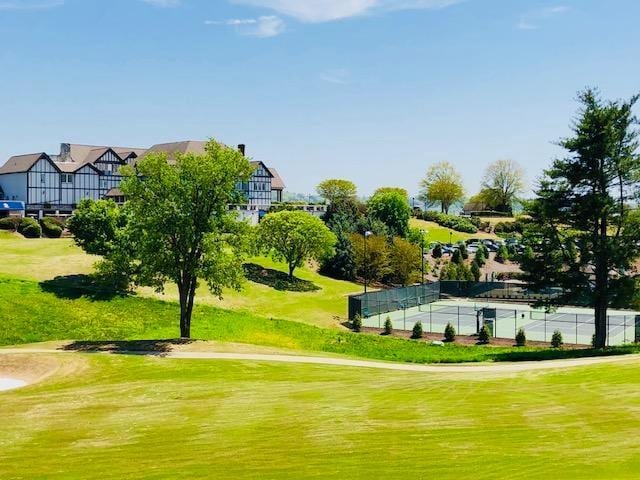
[[0, 141, 284, 222]]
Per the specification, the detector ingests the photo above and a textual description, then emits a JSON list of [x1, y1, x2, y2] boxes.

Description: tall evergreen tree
[[521, 89, 640, 348]]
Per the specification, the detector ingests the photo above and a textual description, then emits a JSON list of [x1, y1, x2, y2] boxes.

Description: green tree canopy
[[67, 199, 126, 256], [419, 162, 465, 214], [258, 210, 336, 279], [367, 189, 411, 237], [521, 89, 640, 348], [316, 179, 357, 204], [480, 159, 526, 213], [117, 139, 254, 338]]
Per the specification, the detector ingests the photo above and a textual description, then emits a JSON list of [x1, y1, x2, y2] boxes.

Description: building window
[[61, 174, 73, 184]]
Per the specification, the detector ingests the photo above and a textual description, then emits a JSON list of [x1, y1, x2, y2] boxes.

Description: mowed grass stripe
[[1, 354, 640, 479]]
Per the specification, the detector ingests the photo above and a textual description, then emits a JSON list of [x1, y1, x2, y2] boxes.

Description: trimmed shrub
[[551, 329, 563, 348], [383, 317, 393, 335], [496, 244, 509, 263], [352, 314, 362, 333], [432, 243, 443, 259], [478, 324, 491, 344], [0, 216, 21, 231], [40, 217, 64, 238], [515, 328, 526, 347], [451, 249, 463, 265], [411, 321, 423, 339], [459, 243, 468, 260], [471, 261, 481, 282], [444, 322, 456, 343], [474, 247, 486, 266], [18, 217, 41, 238]]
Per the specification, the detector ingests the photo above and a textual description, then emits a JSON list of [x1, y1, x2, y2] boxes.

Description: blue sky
[[1, 0, 638, 198]]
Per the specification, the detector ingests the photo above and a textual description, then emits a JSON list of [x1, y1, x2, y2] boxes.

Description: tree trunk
[[593, 217, 609, 349], [178, 275, 197, 339], [288, 263, 295, 280]]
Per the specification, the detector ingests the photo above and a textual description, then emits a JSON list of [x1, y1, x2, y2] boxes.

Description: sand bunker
[[0, 378, 27, 391]]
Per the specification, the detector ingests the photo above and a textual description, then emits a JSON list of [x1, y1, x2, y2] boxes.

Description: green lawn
[[0, 232, 358, 328], [2, 352, 640, 479], [2, 275, 638, 364], [409, 218, 496, 243]]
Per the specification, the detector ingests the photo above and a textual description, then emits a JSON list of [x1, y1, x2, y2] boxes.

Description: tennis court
[[362, 298, 640, 346]]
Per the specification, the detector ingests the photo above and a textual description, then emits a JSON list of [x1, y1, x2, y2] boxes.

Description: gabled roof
[[139, 141, 207, 164], [0, 153, 50, 174], [267, 167, 285, 190], [57, 162, 101, 174], [83, 147, 123, 165]]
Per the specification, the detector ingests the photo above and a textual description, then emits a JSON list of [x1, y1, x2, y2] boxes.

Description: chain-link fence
[[348, 282, 640, 346]]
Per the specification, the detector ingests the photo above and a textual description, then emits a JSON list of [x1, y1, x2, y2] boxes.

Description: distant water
[[0, 378, 26, 391]]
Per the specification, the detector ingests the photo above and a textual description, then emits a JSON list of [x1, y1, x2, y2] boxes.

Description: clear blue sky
[[1, 0, 638, 198]]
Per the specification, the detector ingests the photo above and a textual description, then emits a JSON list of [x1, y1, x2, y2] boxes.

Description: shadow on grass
[[492, 345, 640, 362], [40, 274, 131, 301], [243, 263, 320, 292], [60, 339, 195, 355]]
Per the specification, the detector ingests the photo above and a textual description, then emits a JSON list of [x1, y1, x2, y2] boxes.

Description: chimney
[[238, 144, 246, 156]]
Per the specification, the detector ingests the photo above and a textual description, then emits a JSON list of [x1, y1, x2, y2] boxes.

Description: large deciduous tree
[[419, 162, 464, 214], [316, 179, 357, 204], [119, 139, 254, 338], [480, 159, 525, 214], [367, 189, 411, 237], [258, 210, 336, 279], [67, 199, 126, 256], [521, 89, 640, 348]]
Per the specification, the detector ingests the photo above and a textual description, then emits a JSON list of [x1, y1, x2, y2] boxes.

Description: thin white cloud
[[517, 5, 569, 30], [0, 0, 63, 10], [320, 69, 350, 85], [141, 0, 180, 7], [231, 0, 463, 23], [206, 15, 285, 37]]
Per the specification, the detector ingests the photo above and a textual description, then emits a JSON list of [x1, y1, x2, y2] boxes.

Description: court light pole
[[364, 231, 373, 294], [420, 229, 427, 285]]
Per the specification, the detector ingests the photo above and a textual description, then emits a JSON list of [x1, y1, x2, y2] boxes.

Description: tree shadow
[[243, 263, 320, 292], [60, 339, 195, 355], [40, 274, 131, 301], [492, 345, 639, 362]]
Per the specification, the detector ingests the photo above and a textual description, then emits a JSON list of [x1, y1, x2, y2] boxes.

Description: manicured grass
[[2, 275, 638, 364], [409, 218, 496, 243], [0, 233, 358, 327], [2, 352, 640, 479]]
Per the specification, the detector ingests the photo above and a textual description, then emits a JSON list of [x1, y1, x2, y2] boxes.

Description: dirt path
[[1, 348, 639, 374]]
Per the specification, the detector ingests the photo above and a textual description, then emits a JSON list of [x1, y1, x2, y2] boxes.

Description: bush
[[411, 321, 423, 339], [40, 217, 64, 238], [496, 244, 509, 263], [478, 324, 491, 344], [474, 247, 486, 266], [352, 314, 362, 333], [18, 217, 41, 238], [384, 317, 393, 335], [459, 243, 468, 260], [0, 217, 21, 231], [551, 330, 563, 348], [451, 249, 463, 265], [432, 243, 443, 259], [471, 261, 481, 282], [444, 322, 456, 342], [515, 328, 526, 347]]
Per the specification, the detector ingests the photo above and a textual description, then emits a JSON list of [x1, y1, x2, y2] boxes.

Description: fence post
[[457, 306, 460, 335], [514, 310, 517, 338], [575, 314, 578, 345], [378, 297, 381, 328], [624, 316, 627, 344], [544, 312, 547, 343], [607, 316, 610, 347]]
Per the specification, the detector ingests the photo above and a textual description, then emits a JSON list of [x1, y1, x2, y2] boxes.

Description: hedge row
[[0, 216, 64, 238], [414, 211, 478, 234]]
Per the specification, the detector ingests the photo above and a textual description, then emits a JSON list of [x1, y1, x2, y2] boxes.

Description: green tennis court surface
[[363, 299, 639, 346]]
